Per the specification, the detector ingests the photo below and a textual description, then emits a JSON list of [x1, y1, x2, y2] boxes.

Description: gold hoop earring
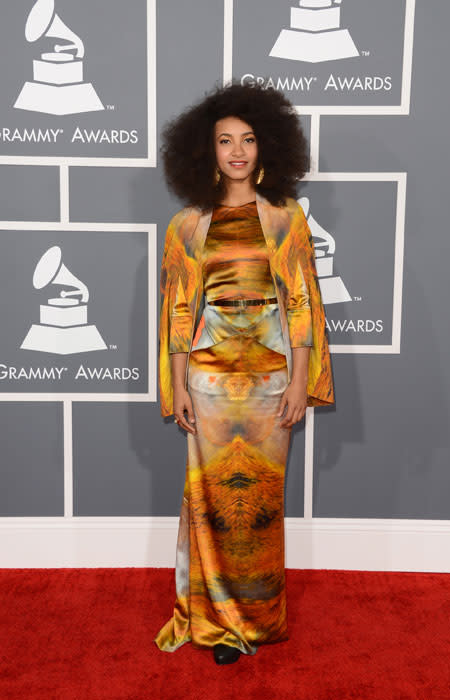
[[214, 167, 221, 185], [256, 166, 265, 185]]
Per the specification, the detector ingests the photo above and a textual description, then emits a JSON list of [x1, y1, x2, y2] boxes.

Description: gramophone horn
[[25, 0, 85, 58], [33, 246, 89, 303], [25, 0, 56, 42]]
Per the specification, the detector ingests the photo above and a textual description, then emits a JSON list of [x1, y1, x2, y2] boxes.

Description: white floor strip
[[2, 517, 450, 572]]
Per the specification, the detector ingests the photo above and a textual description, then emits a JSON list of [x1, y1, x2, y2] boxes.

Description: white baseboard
[[1, 517, 450, 572]]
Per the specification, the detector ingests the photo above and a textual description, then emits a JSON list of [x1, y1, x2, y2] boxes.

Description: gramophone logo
[[14, 0, 104, 116], [299, 196, 351, 305], [21, 245, 108, 355], [270, 0, 359, 63]]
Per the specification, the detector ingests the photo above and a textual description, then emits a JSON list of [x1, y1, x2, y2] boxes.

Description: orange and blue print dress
[[154, 201, 312, 655]]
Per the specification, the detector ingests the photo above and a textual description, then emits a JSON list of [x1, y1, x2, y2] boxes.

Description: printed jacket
[[158, 191, 335, 417]]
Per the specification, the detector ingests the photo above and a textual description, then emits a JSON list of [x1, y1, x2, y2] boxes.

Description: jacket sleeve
[[158, 209, 190, 416], [286, 257, 313, 348], [169, 276, 193, 353], [290, 201, 335, 406], [158, 208, 198, 417]]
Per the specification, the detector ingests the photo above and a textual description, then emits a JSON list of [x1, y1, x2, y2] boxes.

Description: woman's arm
[[170, 352, 188, 391], [278, 346, 310, 428], [290, 346, 310, 387]]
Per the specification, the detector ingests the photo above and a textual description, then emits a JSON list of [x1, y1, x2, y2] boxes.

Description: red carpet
[[1, 567, 450, 700]]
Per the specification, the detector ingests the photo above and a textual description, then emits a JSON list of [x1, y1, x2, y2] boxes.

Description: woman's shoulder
[[166, 204, 204, 236], [168, 204, 198, 224], [279, 196, 310, 230], [261, 194, 302, 217], [262, 195, 304, 231], [281, 195, 303, 215]]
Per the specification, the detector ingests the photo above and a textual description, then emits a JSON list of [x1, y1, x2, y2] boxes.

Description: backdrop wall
[[1, 0, 449, 571]]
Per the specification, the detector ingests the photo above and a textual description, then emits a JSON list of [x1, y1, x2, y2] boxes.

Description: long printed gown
[[154, 200, 313, 655]]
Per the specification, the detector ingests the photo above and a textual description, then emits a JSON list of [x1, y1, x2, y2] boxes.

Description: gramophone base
[[269, 28, 359, 63], [319, 276, 352, 305], [14, 81, 104, 115], [20, 324, 108, 355]]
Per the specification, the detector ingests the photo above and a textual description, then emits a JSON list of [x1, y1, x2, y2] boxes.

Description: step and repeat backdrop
[[1, 0, 449, 568]]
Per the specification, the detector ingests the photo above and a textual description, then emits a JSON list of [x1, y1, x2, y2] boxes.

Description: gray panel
[[312, 0, 450, 518], [156, 0, 224, 126], [70, 0, 224, 223], [0, 166, 59, 221], [296, 180, 397, 347], [232, 0, 407, 108], [0, 230, 148, 393], [314, 352, 450, 518], [0, 0, 148, 159], [319, 3, 447, 171], [69, 167, 171, 223], [73, 402, 189, 516], [0, 402, 63, 516]]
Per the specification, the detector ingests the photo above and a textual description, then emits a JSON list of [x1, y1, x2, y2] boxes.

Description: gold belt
[[208, 297, 278, 307]]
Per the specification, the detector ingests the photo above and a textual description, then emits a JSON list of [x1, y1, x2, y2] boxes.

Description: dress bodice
[[202, 201, 276, 303], [191, 201, 286, 355]]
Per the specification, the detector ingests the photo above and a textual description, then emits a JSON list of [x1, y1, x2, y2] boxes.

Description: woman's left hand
[[277, 379, 307, 428]]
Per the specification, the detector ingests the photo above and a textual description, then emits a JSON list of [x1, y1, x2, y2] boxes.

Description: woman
[[154, 81, 334, 665]]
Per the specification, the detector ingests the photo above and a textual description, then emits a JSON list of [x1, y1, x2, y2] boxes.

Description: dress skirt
[[154, 333, 292, 656]]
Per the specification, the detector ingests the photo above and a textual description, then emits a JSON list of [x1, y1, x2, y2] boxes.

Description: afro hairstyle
[[160, 79, 310, 212]]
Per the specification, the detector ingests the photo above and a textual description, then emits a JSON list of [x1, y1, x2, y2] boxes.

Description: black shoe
[[213, 643, 241, 665]]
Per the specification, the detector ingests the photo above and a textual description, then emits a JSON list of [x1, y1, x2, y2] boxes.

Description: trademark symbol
[[353, 296, 362, 302], [109, 344, 117, 350], [106, 105, 115, 110], [361, 50, 370, 57]]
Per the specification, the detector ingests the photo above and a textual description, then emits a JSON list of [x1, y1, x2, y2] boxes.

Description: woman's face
[[214, 116, 259, 184]]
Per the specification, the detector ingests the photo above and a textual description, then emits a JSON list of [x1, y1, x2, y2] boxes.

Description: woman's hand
[[277, 378, 307, 428], [173, 386, 197, 435]]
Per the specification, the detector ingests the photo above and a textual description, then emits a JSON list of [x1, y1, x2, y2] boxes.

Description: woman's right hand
[[173, 386, 197, 434]]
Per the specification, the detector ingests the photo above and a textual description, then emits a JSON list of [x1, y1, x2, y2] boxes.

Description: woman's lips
[[229, 161, 248, 168]]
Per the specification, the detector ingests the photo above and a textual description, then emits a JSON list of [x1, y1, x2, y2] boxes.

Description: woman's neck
[[219, 181, 256, 208]]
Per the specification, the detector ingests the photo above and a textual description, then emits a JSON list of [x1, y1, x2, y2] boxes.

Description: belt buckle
[[237, 299, 247, 308]]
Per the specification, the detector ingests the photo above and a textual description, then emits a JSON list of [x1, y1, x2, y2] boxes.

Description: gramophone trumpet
[[33, 246, 89, 304], [25, 0, 84, 58]]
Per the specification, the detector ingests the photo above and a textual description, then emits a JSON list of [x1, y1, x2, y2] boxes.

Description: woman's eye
[[219, 137, 255, 144]]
